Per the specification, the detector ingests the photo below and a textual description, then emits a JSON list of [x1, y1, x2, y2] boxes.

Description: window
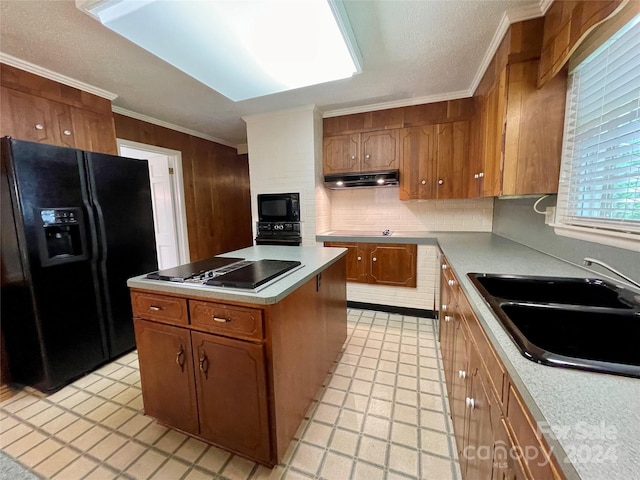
[[554, 13, 640, 252]]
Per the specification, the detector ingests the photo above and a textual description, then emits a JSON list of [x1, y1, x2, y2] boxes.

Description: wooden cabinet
[[471, 19, 567, 197], [133, 319, 199, 435], [399, 122, 470, 200], [191, 331, 270, 462], [323, 129, 399, 175], [324, 242, 416, 287], [439, 255, 565, 480]]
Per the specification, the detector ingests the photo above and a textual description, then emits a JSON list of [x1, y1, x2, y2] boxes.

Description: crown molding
[[0, 52, 118, 100], [111, 106, 238, 150]]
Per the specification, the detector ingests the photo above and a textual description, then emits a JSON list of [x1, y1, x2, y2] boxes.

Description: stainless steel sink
[[468, 273, 640, 378]]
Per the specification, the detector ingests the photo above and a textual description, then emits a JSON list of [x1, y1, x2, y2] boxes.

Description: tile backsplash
[[329, 188, 493, 232]]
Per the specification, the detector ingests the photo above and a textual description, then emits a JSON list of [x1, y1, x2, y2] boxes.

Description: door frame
[[116, 139, 190, 265]]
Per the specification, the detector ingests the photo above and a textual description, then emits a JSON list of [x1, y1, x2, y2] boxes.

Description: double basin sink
[[468, 273, 640, 378]]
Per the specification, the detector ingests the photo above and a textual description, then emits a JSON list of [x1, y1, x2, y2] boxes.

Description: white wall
[[244, 105, 322, 245]]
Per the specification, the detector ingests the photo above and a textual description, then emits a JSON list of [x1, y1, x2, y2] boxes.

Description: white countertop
[[317, 230, 640, 480], [127, 245, 347, 305]]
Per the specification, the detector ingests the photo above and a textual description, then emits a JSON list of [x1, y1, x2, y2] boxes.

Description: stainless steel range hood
[[324, 170, 399, 189]]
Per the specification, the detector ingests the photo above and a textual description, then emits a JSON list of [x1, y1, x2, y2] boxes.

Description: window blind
[[556, 14, 640, 240]]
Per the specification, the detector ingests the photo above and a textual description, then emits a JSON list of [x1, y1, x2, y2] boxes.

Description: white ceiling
[[0, 0, 547, 148]]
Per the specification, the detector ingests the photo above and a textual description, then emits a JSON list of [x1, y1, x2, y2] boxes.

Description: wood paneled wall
[[538, 0, 624, 86], [114, 114, 252, 262]]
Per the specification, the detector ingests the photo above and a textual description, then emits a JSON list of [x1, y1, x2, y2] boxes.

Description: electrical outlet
[[545, 206, 556, 225]]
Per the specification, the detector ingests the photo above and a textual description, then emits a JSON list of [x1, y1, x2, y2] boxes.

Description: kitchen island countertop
[[127, 245, 347, 305], [318, 230, 640, 480]]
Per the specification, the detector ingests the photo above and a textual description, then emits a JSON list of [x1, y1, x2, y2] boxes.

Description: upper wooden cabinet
[[0, 65, 117, 155], [399, 122, 470, 200], [471, 18, 568, 197], [323, 130, 399, 175]]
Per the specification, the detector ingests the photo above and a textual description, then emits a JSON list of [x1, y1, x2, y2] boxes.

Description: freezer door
[[1, 138, 108, 392], [86, 151, 158, 358]]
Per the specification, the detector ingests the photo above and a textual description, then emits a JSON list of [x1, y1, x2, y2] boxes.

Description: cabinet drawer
[[190, 301, 264, 340], [131, 291, 188, 326]]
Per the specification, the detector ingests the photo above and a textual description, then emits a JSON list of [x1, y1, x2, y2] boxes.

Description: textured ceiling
[[0, 0, 544, 147]]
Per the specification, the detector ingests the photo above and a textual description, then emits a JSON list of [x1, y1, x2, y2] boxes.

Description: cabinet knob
[[458, 370, 467, 379], [372, 257, 377, 262], [365, 154, 370, 159], [478, 172, 484, 178], [63, 129, 72, 136], [474, 174, 479, 179], [448, 279, 455, 286], [441, 304, 447, 311], [421, 180, 426, 185], [441, 264, 447, 270], [351, 155, 356, 160], [466, 397, 475, 409], [35, 124, 44, 130], [438, 179, 444, 185], [357, 256, 362, 261], [444, 315, 451, 322]]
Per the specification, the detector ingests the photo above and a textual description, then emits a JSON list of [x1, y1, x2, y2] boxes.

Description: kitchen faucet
[[583, 257, 640, 290]]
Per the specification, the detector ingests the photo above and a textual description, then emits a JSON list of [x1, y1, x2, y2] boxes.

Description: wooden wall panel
[[114, 114, 253, 262], [538, 0, 624, 86]]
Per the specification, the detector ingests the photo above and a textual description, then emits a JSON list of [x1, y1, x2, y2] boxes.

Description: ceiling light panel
[[77, 0, 361, 101]]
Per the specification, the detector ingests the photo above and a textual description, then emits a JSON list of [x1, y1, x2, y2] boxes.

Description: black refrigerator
[[1, 137, 158, 393]]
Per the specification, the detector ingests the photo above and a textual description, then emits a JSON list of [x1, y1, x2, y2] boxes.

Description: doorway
[[117, 140, 190, 270]]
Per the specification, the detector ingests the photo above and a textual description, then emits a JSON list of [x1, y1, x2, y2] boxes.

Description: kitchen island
[[126, 245, 347, 467]]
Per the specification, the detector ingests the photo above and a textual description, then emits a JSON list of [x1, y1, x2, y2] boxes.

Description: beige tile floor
[[0, 309, 461, 480]]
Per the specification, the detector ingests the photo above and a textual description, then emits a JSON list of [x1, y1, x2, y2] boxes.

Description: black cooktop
[[146, 257, 244, 282], [206, 259, 302, 289]]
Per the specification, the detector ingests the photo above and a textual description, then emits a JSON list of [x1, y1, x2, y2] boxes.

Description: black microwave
[[257, 193, 300, 222]]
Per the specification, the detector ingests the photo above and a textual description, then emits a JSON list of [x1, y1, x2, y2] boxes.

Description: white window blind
[[555, 13, 640, 250]]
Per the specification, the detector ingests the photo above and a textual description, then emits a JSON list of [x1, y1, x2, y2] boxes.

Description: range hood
[[324, 170, 399, 189]]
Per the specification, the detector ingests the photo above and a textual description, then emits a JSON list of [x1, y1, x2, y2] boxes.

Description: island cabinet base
[[130, 257, 347, 467]]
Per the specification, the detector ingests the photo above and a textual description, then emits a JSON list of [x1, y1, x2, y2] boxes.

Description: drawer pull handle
[[444, 315, 451, 322], [149, 305, 163, 311], [176, 345, 185, 372], [458, 369, 467, 379], [466, 397, 475, 409], [441, 304, 447, 311], [199, 351, 209, 378], [448, 279, 455, 286], [213, 316, 231, 323]]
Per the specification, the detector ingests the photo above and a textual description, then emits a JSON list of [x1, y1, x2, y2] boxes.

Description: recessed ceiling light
[[76, 0, 361, 102]]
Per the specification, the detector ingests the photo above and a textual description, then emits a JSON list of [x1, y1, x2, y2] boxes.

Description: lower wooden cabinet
[[133, 319, 199, 435], [324, 242, 417, 287], [191, 331, 270, 461], [439, 255, 566, 480]]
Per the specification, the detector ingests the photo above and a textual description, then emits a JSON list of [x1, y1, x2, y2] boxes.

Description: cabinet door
[[192, 331, 271, 463], [464, 347, 499, 480], [481, 68, 507, 197], [360, 130, 400, 172], [368, 243, 417, 287], [323, 134, 359, 174], [399, 125, 437, 200], [133, 319, 199, 434], [70, 107, 117, 155], [502, 61, 565, 196], [324, 242, 368, 283], [436, 122, 469, 199], [0, 87, 74, 148], [450, 319, 470, 458]]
